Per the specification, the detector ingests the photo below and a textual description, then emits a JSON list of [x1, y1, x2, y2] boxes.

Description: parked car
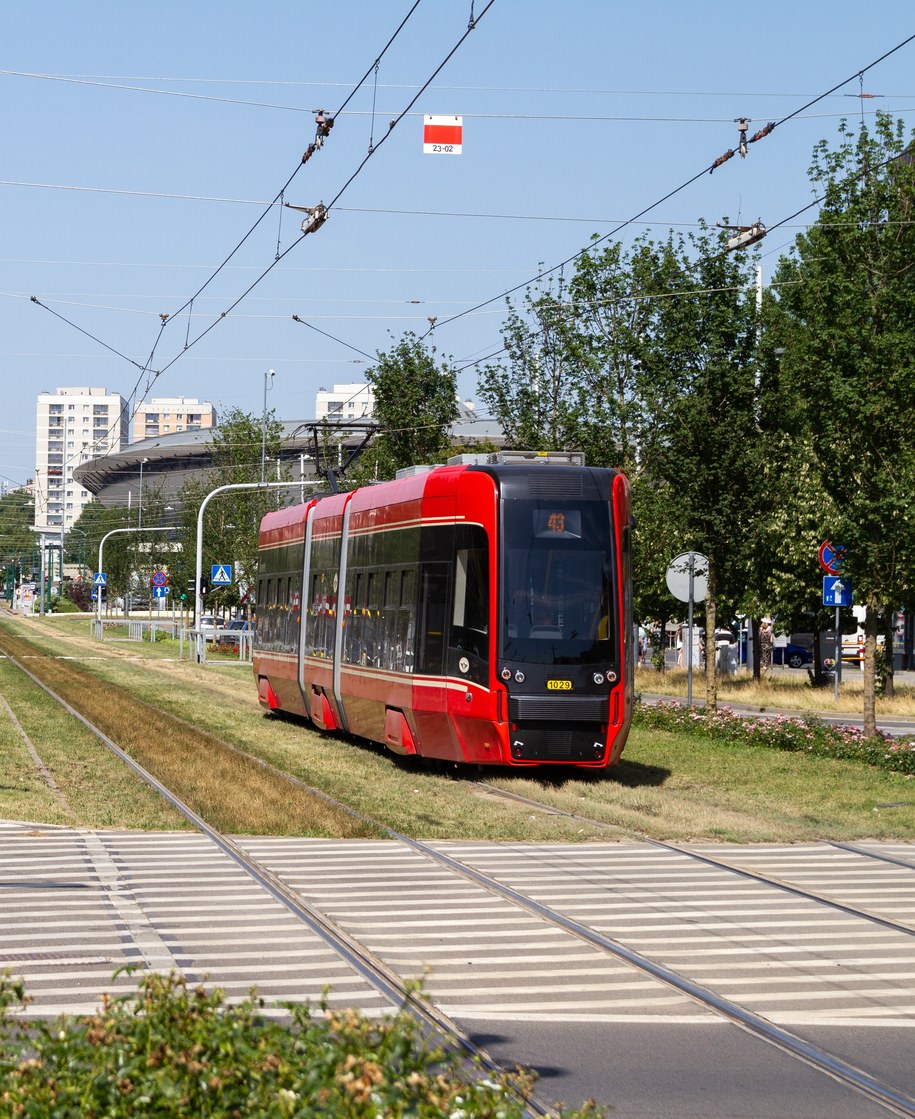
[[215, 618, 252, 645], [196, 614, 225, 638], [772, 642, 813, 669]]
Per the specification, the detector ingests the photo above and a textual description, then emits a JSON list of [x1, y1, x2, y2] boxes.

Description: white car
[[196, 614, 224, 638]]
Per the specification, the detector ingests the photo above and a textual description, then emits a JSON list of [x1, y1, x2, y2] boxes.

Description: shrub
[[0, 972, 605, 1118], [634, 700, 915, 776]]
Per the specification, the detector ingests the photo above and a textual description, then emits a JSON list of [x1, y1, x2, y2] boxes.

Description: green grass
[[0, 658, 189, 831], [3, 614, 915, 842]]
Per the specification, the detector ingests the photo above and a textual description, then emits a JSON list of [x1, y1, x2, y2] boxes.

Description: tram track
[[470, 781, 915, 938], [0, 629, 561, 1117], [4, 633, 915, 1115]]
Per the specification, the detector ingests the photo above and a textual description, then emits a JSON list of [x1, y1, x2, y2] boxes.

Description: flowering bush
[[634, 700, 915, 776], [0, 972, 605, 1118]]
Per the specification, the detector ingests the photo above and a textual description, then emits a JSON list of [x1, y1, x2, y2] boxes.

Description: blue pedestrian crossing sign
[[823, 576, 853, 607], [94, 572, 107, 587], [211, 564, 232, 586]]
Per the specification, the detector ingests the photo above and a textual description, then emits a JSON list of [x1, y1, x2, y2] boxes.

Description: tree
[[0, 489, 39, 599], [770, 113, 915, 733], [478, 275, 593, 457], [177, 407, 287, 616], [635, 226, 765, 709], [362, 333, 458, 480], [476, 233, 766, 705], [478, 247, 658, 473]]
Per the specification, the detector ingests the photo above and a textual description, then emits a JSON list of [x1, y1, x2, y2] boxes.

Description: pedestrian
[[760, 622, 773, 671]]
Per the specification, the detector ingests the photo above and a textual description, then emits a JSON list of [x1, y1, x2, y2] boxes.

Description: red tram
[[253, 452, 632, 768]]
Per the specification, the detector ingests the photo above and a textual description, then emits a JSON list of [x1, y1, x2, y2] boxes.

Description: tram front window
[[501, 501, 615, 665]]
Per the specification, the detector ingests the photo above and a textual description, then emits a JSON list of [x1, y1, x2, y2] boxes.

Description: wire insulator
[[709, 149, 734, 174], [749, 122, 776, 144]]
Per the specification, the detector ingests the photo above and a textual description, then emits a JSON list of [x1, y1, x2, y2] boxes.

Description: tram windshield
[[501, 499, 616, 665]]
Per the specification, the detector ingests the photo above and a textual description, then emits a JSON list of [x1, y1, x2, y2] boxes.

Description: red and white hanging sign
[[423, 115, 463, 155]]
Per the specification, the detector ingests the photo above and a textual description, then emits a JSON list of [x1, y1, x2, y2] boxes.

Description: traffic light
[[180, 578, 208, 602]]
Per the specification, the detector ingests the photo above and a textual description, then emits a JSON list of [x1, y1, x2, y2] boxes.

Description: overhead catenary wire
[[16, 22, 915, 497], [26, 0, 432, 482], [419, 30, 915, 348], [5, 66, 914, 112], [28, 0, 495, 425]]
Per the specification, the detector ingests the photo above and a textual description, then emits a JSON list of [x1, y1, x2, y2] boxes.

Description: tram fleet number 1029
[[253, 452, 633, 768]]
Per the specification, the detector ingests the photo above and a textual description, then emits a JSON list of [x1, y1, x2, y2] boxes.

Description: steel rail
[[133, 726, 915, 1119], [829, 840, 915, 871], [5, 629, 915, 1117], [474, 782, 915, 937], [0, 640, 551, 1119]]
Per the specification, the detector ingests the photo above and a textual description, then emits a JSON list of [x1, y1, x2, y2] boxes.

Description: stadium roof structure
[[73, 403, 504, 507]]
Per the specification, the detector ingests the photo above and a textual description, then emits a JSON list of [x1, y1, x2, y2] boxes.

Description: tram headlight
[[592, 672, 604, 684]]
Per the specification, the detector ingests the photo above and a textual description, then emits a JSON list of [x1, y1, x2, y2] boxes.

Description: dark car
[[215, 618, 252, 645], [772, 642, 813, 669]]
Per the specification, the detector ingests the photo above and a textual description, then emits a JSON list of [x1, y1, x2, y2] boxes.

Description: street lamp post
[[261, 369, 275, 485], [138, 457, 148, 530]]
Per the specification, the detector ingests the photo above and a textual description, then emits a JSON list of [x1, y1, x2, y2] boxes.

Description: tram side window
[[448, 527, 489, 680], [398, 568, 416, 672], [417, 565, 449, 675], [305, 535, 340, 659], [344, 572, 362, 663], [452, 542, 488, 650], [306, 569, 333, 657]]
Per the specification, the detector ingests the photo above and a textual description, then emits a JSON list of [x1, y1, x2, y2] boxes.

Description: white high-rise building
[[315, 383, 375, 421], [34, 387, 128, 532]]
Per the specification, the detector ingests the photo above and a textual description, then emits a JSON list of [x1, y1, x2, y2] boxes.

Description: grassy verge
[[3, 614, 914, 841], [0, 658, 189, 831], [637, 664, 915, 717]]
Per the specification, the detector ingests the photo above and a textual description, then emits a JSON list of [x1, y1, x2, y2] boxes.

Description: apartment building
[[34, 387, 129, 532], [132, 397, 216, 442], [314, 383, 375, 422]]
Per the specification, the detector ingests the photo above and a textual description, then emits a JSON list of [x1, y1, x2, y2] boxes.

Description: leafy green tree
[[70, 500, 134, 612], [0, 488, 39, 599], [635, 226, 765, 708], [770, 113, 915, 732], [362, 333, 458, 480], [177, 407, 287, 616], [477, 275, 590, 456]]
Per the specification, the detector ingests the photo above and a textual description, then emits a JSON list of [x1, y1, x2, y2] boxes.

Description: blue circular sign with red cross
[[818, 541, 846, 575], [151, 570, 167, 587]]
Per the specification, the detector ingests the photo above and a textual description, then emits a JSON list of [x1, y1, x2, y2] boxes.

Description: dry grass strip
[[0, 627, 379, 839]]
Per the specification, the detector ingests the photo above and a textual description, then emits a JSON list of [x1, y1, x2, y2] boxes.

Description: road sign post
[[823, 574, 853, 702], [211, 564, 232, 587], [666, 551, 709, 708]]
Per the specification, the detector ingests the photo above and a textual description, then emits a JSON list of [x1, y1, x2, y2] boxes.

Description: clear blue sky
[[3, 0, 914, 489]]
